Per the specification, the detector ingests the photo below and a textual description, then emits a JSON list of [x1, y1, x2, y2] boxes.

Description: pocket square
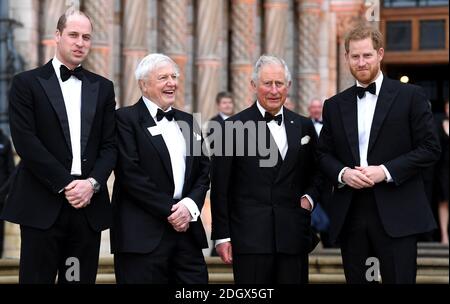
[[301, 135, 310, 145], [148, 126, 161, 136]]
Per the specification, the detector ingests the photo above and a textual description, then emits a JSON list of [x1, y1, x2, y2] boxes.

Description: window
[[383, 0, 449, 7], [386, 21, 412, 51], [420, 20, 446, 50]]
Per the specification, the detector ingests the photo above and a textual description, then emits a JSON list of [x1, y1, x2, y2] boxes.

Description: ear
[[377, 47, 384, 61], [55, 30, 61, 43], [250, 80, 257, 92]]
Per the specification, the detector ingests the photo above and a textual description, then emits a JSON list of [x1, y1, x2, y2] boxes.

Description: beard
[[350, 65, 380, 85]]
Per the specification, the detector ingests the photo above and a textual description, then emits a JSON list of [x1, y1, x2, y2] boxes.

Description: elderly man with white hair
[[111, 53, 210, 284]]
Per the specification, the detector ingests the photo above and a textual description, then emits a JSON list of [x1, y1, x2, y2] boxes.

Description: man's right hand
[[216, 242, 233, 264], [342, 168, 375, 189]]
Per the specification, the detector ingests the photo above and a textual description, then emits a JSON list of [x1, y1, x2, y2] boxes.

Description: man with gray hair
[[210, 55, 320, 283], [111, 53, 210, 283]]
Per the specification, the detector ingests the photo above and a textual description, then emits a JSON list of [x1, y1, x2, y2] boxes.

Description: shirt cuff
[[301, 194, 314, 210], [179, 197, 200, 222], [215, 238, 231, 247], [337, 167, 349, 188], [380, 165, 393, 183]]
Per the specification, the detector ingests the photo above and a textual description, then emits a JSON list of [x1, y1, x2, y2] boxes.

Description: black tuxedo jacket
[[1, 60, 117, 232], [111, 99, 210, 253], [211, 102, 320, 255], [317, 77, 440, 242]]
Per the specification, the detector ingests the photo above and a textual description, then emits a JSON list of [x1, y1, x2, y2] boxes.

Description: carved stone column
[[263, 0, 288, 57], [82, 0, 114, 78], [230, 0, 257, 112], [121, 0, 147, 107], [331, 0, 364, 92], [159, 0, 188, 110], [296, 0, 322, 115], [40, 0, 68, 63], [195, 0, 222, 122]]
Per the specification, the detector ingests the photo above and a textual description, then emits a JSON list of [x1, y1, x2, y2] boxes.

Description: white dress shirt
[[52, 57, 82, 176], [312, 119, 323, 137], [338, 73, 393, 184], [256, 101, 288, 160], [142, 97, 200, 221]]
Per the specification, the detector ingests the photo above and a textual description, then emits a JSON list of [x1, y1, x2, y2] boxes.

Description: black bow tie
[[60, 65, 83, 82], [156, 108, 175, 121], [264, 112, 283, 126], [313, 119, 323, 124], [356, 82, 376, 99]]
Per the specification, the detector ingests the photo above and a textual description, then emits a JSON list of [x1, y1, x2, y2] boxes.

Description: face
[[55, 14, 92, 70], [308, 100, 323, 120], [445, 101, 449, 118], [252, 64, 290, 115], [140, 63, 178, 110], [345, 37, 384, 85], [218, 97, 234, 116]]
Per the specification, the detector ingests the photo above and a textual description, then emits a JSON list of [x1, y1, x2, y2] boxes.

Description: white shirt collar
[[356, 72, 383, 96], [256, 100, 284, 120], [142, 96, 173, 120], [219, 112, 230, 120], [52, 56, 82, 81]]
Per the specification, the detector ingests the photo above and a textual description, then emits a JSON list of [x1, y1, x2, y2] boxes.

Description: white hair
[[251, 55, 291, 83], [135, 53, 180, 81]]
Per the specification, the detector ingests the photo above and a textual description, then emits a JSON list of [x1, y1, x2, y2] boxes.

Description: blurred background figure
[[437, 99, 449, 244], [0, 129, 15, 258], [307, 98, 334, 248], [209, 91, 234, 125], [308, 98, 324, 136]]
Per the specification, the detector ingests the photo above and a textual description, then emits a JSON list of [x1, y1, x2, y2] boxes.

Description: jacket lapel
[[367, 78, 397, 154], [339, 86, 360, 165], [275, 109, 300, 183], [37, 61, 72, 153], [80, 73, 99, 154], [138, 99, 174, 181]]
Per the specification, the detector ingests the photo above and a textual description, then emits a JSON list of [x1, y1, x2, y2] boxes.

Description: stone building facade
[[1, 0, 372, 258]]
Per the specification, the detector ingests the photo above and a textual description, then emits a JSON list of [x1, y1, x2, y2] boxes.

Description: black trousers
[[233, 253, 309, 284], [114, 225, 208, 284], [339, 189, 417, 284], [19, 203, 101, 284]]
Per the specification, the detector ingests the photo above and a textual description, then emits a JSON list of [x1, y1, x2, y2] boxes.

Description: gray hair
[[135, 53, 180, 81], [251, 55, 291, 84]]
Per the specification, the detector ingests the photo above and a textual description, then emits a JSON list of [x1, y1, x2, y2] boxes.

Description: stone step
[[0, 273, 447, 284]]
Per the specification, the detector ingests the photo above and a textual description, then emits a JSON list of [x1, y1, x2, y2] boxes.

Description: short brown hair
[[344, 23, 383, 53], [215, 91, 233, 105], [56, 9, 93, 33]]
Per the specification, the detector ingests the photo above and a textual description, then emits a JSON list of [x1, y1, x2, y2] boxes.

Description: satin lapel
[[275, 110, 300, 183], [339, 86, 360, 165], [80, 74, 99, 154], [367, 78, 397, 154], [37, 63, 72, 154], [138, 100, 174, 180]]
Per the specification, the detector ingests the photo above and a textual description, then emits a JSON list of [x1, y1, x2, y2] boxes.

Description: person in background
[[0, 129, 15, 258]]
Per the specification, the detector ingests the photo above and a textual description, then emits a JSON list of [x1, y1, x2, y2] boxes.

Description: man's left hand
[[300, 197, 312, 211], [64, 179, 94, 209], [355, 166, 386, 184], [168, 202, 192, 232]]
